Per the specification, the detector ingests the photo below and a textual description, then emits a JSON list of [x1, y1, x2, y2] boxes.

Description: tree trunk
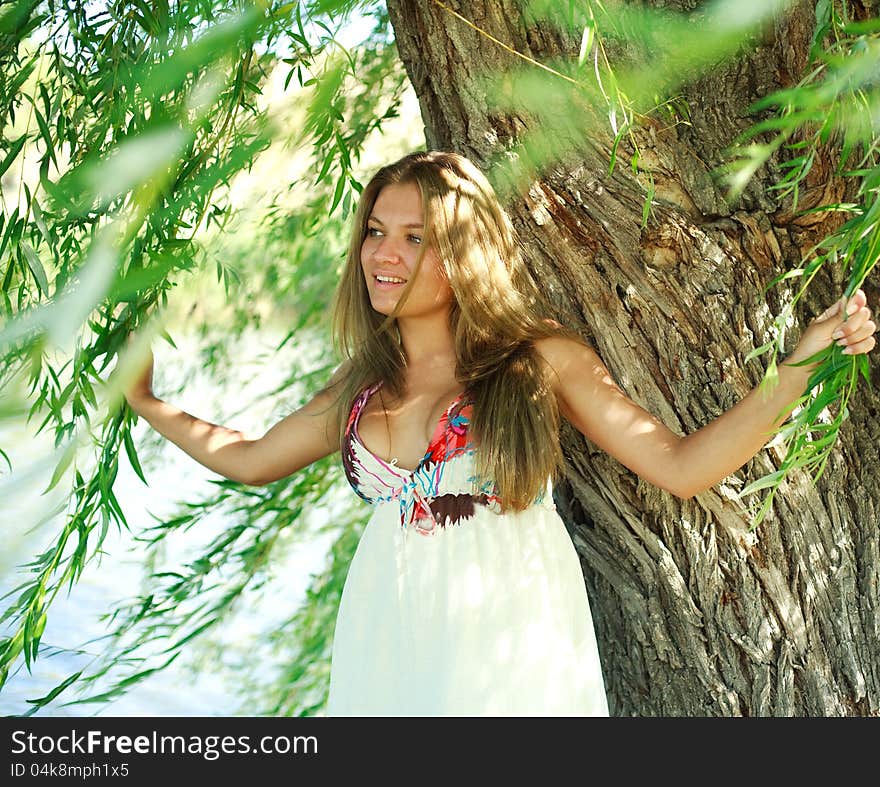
[[386, 0, 880, 716]]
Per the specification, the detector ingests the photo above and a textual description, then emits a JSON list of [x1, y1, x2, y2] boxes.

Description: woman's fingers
[[121, 333, 155, 402], [833, 305, 877, 354], [834, 306, 871, 338], [833, 305, 872, 336], [814, 289, 869, 326], [841, 335, 877, 355]]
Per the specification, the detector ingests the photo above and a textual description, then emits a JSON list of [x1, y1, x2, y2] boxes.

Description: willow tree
[[380, 0, 879, 716], [1, 0, 877, 716]]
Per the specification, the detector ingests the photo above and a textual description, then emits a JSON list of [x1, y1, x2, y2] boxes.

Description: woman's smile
[[373, 273, 407, 289]]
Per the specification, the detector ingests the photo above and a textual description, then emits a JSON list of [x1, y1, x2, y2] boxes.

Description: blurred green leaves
[[0, 0, 407, 715], [483, 0, 799, 211]]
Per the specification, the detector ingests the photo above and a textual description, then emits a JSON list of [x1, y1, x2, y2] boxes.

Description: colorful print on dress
[[340, 380, 528, 534]]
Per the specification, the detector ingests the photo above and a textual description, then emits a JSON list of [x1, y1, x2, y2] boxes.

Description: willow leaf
[[19, 242, 49, 295], [122, 427, 148, 485], [0, 134, 28, 179]]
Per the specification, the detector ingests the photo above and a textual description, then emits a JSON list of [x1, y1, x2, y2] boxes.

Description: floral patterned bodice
[[340, 380, 553, 535]]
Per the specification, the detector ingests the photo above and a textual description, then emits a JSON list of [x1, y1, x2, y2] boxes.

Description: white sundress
[[326, 380, 610, 716]]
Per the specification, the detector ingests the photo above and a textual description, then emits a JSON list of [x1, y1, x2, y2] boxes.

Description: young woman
[[124, 150, 876, 716]]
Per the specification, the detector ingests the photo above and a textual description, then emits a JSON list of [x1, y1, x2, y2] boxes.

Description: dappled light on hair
[[327, 150, 584, 512]]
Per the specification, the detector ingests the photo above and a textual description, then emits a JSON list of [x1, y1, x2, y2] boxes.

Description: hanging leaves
[[0, 0, 404, 714]]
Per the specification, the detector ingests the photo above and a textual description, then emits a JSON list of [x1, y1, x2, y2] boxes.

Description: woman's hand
[[784, 288, 877, 369], [122, 337, 156, 409]]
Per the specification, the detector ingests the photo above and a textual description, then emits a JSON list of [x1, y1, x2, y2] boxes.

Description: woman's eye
[[365, 227, 420, 244]]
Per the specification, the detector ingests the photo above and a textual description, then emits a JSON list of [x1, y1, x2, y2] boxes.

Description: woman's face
[[361, 181, 453, 318]]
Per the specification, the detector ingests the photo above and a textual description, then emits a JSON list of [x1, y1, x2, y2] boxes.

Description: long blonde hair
[[323, 150, 581, 512]]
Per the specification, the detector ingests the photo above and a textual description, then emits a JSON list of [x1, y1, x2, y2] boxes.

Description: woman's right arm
[[124, 346, 349, 487]]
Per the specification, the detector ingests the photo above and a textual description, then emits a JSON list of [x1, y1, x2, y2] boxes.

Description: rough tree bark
[[385, 0, 880, 716]]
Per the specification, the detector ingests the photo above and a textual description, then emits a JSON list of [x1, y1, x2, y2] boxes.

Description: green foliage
[[486, 0, 795, 222], [0, 0, 412, 715], [34, 456, 361, 716], [720, 2, 879, 528]]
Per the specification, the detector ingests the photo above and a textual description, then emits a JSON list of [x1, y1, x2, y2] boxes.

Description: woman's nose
[[372, 236, 403, 263]]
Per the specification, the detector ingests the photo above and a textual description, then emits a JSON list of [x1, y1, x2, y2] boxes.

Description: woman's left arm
[[671, 288, 875, 498], [538, 289, 876, 500]]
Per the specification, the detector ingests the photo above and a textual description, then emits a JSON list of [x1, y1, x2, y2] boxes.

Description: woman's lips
[[373, 275, 406, 290]]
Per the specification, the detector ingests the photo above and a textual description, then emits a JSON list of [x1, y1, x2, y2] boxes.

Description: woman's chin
[[369, 299, 396, 316]]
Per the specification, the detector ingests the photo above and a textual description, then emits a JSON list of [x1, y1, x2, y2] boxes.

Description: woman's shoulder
[[532, 321, 594, 363], [532, 326, 599, 395]]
